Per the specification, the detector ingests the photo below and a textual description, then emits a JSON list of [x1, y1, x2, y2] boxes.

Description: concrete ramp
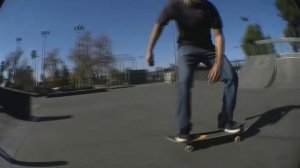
[[239, 54, 276, 89], [271, 57, 300, 88]]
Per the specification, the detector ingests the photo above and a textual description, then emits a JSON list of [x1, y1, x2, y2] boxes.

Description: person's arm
[[146, 23, 165, 67], [208, 28, 224, 83], [214, 28, 224, 65]]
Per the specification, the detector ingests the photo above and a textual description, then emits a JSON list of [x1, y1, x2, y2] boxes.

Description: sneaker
[[167, 134, 189, 143], [224, 121, 241, 134], [170, 125, 192, 143], [173, 134, 190, 143]]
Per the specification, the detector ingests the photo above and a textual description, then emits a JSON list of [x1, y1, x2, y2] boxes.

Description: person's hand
[[146, 50, 155, 67], [208, 63, 221, 84]]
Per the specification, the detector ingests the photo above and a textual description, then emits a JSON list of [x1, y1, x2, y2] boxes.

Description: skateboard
[[166, 122, 252, 152]]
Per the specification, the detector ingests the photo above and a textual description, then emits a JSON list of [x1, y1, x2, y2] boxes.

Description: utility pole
[[41, 30, 50, 83], [31, 50, 38, 87], [15, 37, 22, 85], [74, 24, 85, 88]]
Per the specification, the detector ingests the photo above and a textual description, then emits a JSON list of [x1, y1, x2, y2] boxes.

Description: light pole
[[16, 37, 22, 48], [31, 50, 38, 87], [74, 24, 85, 49], [15, 37, 22, 84], [41, 30, 50, 82], [73, 24, 85, 58], [74, 24, 85, 88]]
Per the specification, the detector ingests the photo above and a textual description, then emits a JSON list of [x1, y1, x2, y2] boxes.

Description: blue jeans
[[176, 45, 238, 134]]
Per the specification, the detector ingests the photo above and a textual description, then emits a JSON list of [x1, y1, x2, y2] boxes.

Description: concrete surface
[[1, 82, 300, 168], [239, 54, 276, 89], [271, 57, 300, 88], [239, 54, 300, 89]]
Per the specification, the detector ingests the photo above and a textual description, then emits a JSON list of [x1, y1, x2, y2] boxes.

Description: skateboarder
[[146, 0, 241, 142]]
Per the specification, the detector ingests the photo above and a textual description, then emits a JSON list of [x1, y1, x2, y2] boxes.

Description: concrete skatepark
[[1, 0, 299, 166], [239, 38, 300, 89], [1, 82, 300, 168], [1, 51, 300, 167], [239, 54, 300, 89]]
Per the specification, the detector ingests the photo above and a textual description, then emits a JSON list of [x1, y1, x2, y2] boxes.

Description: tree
[[69, 32, 115, 87], [275, 0, 300, 51], [14, 61, 33, 91], [109, 68, 125, 85], [44, 49, 65, 89], [0, 61, 6, 85], [241, 24, 274, 56], [69, 31, 93, 85], [93, 35, 115, 79], [3, 50, 23, 86], [275, 0, 300, 27], [61, 64, 70, 88], [45, 49, 61, 76]]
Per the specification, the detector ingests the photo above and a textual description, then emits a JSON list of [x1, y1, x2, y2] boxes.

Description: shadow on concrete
[[189, 105, 300, 152], [0, 148, 68, 167], [242, 105, 300, 139], [0, 87, 73, 122], [30, 115, 73, 122], [0, 108, 73, 123]]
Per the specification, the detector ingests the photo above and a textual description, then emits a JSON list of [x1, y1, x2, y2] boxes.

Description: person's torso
[[172, 1, 218, 49]]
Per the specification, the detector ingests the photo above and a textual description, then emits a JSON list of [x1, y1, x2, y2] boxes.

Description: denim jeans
[[176, 45, 238, 134]]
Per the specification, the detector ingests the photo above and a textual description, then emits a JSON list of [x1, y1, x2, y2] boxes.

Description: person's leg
[[176, 45, 200, 137], [203, 52, 239, 132], [217, 55, 239, 123]]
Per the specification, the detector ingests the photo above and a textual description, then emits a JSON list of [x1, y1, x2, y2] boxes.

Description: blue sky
[[0, 0, 286, 70]]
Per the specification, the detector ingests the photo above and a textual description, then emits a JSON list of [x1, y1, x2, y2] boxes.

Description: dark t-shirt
[[157, 0, 223, 50]]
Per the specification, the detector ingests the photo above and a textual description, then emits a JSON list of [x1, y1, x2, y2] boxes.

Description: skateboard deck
[[166, 122, 253, 152]]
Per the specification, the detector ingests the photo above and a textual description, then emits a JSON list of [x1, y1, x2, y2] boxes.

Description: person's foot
[[224, 121, 241, 134], [168, 125, 192, 143], [171, 134, 190, 143]]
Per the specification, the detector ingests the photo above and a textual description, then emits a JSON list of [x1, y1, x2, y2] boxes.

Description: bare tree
[[69, 32, 115, 87], [93, 35, 114, 80], [0, 61, 6, 85], [69, 32, 93, 83], [4, 50, 23, 86], [15, 60, 33, 91], [45, 49, 60, 76], [44, 49, 65, 89]]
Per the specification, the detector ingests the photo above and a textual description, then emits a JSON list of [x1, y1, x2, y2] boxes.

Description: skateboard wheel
[[185, 145, 194, 152], [234, 136, 241, 142]]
